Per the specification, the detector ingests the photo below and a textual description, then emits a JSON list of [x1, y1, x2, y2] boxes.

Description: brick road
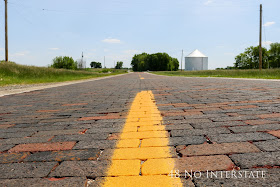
[[0, 72, 279, 187]]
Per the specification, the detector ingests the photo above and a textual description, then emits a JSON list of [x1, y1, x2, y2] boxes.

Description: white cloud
[[204, 0, 213, 5], [263, 22, 275, 27], [0, 48, 4, 51], [15, 53, 25, 56], [49, 48, 59, 50], [102, 38, 121, 44], [263, 41, 273, 45], [9, 51, 30, 57]]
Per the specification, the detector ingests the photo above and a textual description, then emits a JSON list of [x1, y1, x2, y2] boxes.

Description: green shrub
[[51, 56, 77, 70], [100, 69, 110, 73]]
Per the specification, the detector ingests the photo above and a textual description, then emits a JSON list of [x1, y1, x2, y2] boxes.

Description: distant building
[[185, 49, 208, 71]]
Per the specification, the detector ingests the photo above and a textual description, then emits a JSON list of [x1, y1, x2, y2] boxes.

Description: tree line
[[51, 56, 125, 70], [131, 52, 179, 71], [234, 43, 280, 69]]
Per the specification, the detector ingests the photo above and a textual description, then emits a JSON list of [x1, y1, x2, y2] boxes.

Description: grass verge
[[0, 62, 127, 86], [152, 69, 280, 79]]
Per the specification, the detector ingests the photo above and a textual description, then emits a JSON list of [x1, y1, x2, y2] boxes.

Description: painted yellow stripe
[[138, 73, 145, 79], [102, 91, 182, 187]]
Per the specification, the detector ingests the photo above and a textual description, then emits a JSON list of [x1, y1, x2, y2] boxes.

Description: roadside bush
[[51, 56, 77, 70], [100, 69, 110, 73]]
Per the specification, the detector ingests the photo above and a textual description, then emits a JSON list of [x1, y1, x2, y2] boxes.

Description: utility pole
[[259, 4, 262, 70], [104, 56, 105, 68], [5, 0, 8, 62], [82, 52, 84, 68], [181, 50, 183, 71]]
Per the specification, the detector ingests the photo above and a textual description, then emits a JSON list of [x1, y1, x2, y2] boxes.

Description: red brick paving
[[179, 142, 260, 156], [162, 111, 203, 117], [245, 120, 276, 125], [1, 72, 280, 186], [267, 130, 280, 138], [221, 105, 258, 110], [0, 124, 15, 129], [8, 142, 76, 153], [36, 110, 60, 113], [78, 115, 123, 121], [177, 155, 235, 172], [258, 113, 280, 119], [62, 103, 88, 106], [0, 152, 30, 163]]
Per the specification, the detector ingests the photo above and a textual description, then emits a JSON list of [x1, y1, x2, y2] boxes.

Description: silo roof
[[186, 49, 207, 57]]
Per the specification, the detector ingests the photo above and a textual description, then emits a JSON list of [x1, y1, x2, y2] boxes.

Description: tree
[[131, 52, 179, 71], [131, 53, 148, 71], [269, 43, 280, 68], [115, 61, 123, 69], [234, 52, 249, 69], [234, 46, 268, 69], [90, 61, 102, 68], [51, 56, 77, 70]]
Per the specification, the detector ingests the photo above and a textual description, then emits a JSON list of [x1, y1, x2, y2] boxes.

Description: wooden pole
[[5, 0, 8, 62], [259, 4, 262, 70], [181, 50, 183, 71]]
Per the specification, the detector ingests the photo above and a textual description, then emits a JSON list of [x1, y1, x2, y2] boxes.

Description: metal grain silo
[[185, 49, 208, 71]]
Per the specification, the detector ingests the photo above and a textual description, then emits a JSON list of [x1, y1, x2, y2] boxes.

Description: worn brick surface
[[267, 130, 280, 138], [194, 169, 279, 187], [258, 113, 280, 119], [0, 177, 87, 187], [229, 123, 280, 133], [0, 136, 52, 145], [1, 72, 280, 186], [50, 133, 109, 142], [208, 132, 277, 143], [179, 142, 260, 156], [191, 121, 247, 129], [0, 144, 14, 152], [0, 152, 30, 163], [49, 160, 109, 177], [230, 151, 280, 168], [0, 124, 15, 129], [254, 139, 280, 152], [0, 162, 57, 179], [245, 119, 277, 125], [169, 136, 206, 146], [32, 129, 86, 137], [73, 140, 117, 149], [142, 155, 235, 175], [171, 128, 231, 137], [24, 149, 100, 162], [0, 131, 34, 139], [8, 142, 76, 153]]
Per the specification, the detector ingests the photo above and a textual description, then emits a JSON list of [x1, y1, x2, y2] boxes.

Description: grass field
[[152, 69, 280, 79], [0, 62, 127, 86]]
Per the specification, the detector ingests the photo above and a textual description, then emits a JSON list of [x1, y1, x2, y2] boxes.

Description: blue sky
[[0, 0, 279, 69]]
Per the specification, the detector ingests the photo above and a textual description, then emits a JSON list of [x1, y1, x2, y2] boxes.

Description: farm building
[[185, 49, 208, 71]]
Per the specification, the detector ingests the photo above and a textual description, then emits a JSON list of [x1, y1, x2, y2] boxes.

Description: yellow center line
[[102, 91, 183, 187], [138, 73, 145, 79]]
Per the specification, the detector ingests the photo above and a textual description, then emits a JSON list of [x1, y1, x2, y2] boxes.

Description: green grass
[[152, 69, 280, 79], [0, 62, 127, 86]]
